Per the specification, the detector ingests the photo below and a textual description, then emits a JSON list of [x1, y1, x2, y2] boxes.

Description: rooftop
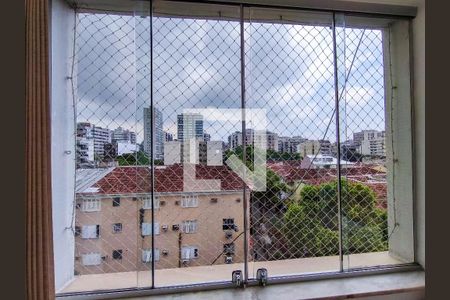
[[77, 164, 246, 195]]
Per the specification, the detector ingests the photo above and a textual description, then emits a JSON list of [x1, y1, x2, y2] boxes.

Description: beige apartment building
[[74, 164, 248, 275]]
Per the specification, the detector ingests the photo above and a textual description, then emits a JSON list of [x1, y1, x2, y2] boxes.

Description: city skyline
[[77, 14, 386, 145]]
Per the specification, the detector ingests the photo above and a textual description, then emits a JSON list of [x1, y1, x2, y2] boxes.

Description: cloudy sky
[[76, 13, 385, 144]]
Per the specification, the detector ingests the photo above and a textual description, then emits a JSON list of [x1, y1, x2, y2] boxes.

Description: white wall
[[51, 0, 76, 292]]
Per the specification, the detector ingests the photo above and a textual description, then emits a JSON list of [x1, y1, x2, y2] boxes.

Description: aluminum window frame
[[55, 0, 420, 298]]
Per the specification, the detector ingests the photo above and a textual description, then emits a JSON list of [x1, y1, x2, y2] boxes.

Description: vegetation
[[284, 179, 388, 257], [224, 145, 302, 163], [116, 151, 163, 166], [225, 145, 289, 204]]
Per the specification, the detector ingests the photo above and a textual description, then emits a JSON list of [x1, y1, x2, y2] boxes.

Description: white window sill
[[128, 270, 424, 300]]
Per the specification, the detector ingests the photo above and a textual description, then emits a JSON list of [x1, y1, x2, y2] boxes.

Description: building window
[[181, 195, 198, 208], [181, 220, 198, 234], [223, 218, 235, 231], [112, 249, 123, 260], [142, 222, 160, 236], [142, 249, 160, 262], [81, 225, 100, 239], [113, 223, 122, 233], [181, 246, 199, 260], [112, 197, 121, 207], [81, 198, 100, 212], [81, 253, 102, 266], [142, 196, 160, 210]]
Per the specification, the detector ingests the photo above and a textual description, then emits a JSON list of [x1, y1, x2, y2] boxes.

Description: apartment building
[[74, 164, 247, 275], [143, 107, 164, 160], [228, 129, 279, 151], [77, 122, 112, 159], [164, 140, 223, 166], [353, 130, 386, 157], [177, 113, 204, 142], [278, 136, 307, 153], [297, 140, 332, 157]]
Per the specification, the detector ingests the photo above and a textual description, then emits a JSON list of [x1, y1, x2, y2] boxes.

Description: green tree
[[116, 151, 150, 166], [284, 179, 388, 257]]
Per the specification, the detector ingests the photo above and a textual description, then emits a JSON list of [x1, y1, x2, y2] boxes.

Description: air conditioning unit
[[182, 260, 190, 267], [172, 224, 180, 231], [162, 249, 169, 256], [225, 230, 233, 239], [225, 256, 233, 264], [162, 225, 168, 232]]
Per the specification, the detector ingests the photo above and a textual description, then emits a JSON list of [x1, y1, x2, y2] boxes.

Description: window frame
[[52, 0, 420, 298], [80, 198, 100, 212], [181, 194, 199, 208]]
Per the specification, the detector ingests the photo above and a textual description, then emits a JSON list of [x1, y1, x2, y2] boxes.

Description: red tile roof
[[79, 164, 246, 195]]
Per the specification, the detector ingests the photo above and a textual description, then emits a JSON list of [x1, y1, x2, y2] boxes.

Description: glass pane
[[244, 7, 339, 279], [152, 1, 244, 287], [59, 2, 153, 293], [335, 14, 415, 270]]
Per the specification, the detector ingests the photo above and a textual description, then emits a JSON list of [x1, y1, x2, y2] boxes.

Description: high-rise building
[[278, 136, 307, 153], [177, 113, 204, 142], [76, 137, 94, 167], [353, 130, 386, 157], [297, 140, 332, 157], [203, 132, 211, 142], [143, 107, 164, 160], [112, 127, 136, 144], [77, 122, 111, 159], [165, 131, 173, 142], [227, 129, 278, 151]]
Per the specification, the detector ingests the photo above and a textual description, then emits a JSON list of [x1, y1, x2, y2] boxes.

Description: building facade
[[278, 136, 307, 153], [112, 127, 137, 144], [297, 140, 332, 157], [353, 130, 386, 157], [143, 107, 164, 160], [77, 122, 112, 159], [177, 113, 204, 142], [74, 165, 248, 274], [228, 129, 279, 151]]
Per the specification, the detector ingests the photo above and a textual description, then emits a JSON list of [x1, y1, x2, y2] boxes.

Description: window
[[223, 219, 235, 231], [81, 253, 102, 266], [181, 246, 199, 260], [142, 249, 160, 262], [81, 225, 100, 239], [112, 223, 122, 233], [142, 196, 160, 209], [181, 195, 198, 208], [112, 197, 120, 207], [181, 220, 198, 234], [112, 250, 123, 260], [81, 198, 100, 212], [142, 222, 160, 236], [52, 0, 416, 295]]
